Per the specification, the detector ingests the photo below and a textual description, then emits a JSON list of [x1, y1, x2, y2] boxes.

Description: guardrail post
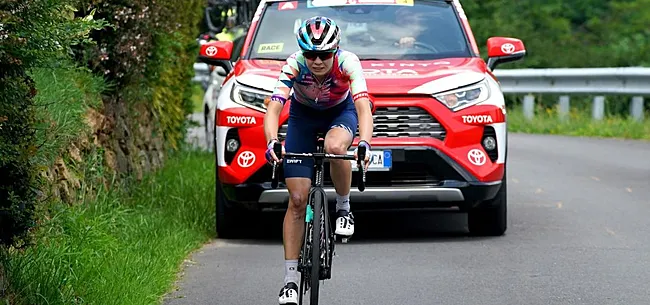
[[558, 95, 570, 120], [523, 94, 535, 120], [630, 96, 645, 122], [592, 96, 605, 120]]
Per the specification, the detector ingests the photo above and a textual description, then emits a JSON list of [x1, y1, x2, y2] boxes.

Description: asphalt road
[[169, 116, 650, 305]]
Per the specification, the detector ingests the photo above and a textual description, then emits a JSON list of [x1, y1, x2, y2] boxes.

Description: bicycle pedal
[[335, 233, 352, 243]]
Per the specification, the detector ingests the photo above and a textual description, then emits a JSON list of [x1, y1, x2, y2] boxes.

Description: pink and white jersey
[[269, 49, 369, 110]]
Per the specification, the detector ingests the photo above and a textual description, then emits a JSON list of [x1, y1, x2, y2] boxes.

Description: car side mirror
[[198, 40, 235, 75], [486, 37, 526, 71]]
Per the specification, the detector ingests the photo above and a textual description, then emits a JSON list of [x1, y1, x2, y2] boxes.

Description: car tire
[[214, 134, 244, 239], [215, 182, 245, 239], [468, 168, 507, 236]]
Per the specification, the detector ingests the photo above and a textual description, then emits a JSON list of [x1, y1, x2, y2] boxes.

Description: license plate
[[348, 150, 392, 171]]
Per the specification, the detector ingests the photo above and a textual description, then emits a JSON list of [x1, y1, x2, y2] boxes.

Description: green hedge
[[0, 0, 204, 248], [0, 0, 106, 247]]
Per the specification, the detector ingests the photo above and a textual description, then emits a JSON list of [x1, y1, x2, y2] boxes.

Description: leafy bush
[[0, 0, 107, 247], [1, 0, 204, 247]]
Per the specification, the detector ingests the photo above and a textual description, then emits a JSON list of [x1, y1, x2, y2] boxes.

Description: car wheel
[[468, 167, 507, 236], [215, 182, 245, 239], [214, 136, 244, 239]]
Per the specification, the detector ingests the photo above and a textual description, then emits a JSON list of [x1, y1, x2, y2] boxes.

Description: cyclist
[[262, 16, 373, 305]]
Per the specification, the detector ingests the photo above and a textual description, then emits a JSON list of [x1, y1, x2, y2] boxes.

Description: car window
[[231, 32, 248, 62], [247, 0, 471, 61]]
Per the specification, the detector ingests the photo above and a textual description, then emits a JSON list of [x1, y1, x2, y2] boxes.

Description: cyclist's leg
[[324, 97, 358, 237], [279, 100, 316, 305]]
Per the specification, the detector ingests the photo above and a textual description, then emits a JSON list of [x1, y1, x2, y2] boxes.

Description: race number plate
[[348, 150, 392, 171]]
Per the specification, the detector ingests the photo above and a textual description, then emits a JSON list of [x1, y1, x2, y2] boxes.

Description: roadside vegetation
[[0, 150, 215, 305], [506, 105, 650, 140], [467, 0, 650, 138], [2, 0, 649, 304]]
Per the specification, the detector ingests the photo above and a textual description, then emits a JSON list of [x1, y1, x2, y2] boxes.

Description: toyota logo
[[205, 46, 218, 57], [467, 149, 486, 166], [500, 43, 515, 54], [237, 151, 256, 168]]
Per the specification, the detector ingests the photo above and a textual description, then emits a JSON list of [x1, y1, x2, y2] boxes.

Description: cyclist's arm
[[343, 53, 373, 145], [264, 55, 299, 144]]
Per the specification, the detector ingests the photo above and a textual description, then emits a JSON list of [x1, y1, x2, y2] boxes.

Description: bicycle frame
[[270, 136, 367, 305]]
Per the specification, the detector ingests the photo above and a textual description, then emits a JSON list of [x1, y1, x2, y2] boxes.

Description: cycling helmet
[[296, 16, 341, 52]]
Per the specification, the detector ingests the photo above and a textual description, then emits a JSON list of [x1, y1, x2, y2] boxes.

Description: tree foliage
[[463, 0, 650, 68]]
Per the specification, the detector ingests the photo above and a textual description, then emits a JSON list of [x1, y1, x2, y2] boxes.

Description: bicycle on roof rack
[[270, 133, 367, 305]]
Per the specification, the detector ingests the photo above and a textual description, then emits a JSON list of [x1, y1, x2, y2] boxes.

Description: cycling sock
[[336, 193, 350, 212], [284, 259, 299, 285]]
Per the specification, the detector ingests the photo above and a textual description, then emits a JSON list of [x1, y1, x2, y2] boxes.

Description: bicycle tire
[[298, 205, 312, 305], [309, 190, 324, 305]]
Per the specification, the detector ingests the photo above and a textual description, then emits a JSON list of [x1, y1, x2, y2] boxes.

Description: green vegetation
[[0, 150, 215, 305], [30, 60, 105, 168], [504, 94, 650, 140], [1, 0, 108, 247], [1, 0, 649, 303], [191, 83, 206, 114], [464, 0, 650, 68], [507, 105, 650, 140], [1, 0, 204, 248], [465, 0, 650, 128]]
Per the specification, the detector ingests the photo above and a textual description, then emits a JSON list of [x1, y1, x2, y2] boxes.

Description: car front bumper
[[220, 146, 504, 212]]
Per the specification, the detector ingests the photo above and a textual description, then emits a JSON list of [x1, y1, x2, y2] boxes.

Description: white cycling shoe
[[278, 282, 299, 305], [335, 210, 355, 236]]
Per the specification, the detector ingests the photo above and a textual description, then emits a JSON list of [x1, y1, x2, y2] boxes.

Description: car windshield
[[247, 0, 472, 61]]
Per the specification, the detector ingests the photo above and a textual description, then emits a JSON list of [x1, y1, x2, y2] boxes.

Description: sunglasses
[[303, 49, 336, 61]]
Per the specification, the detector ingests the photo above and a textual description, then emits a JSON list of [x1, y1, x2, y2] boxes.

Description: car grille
[[322, 160, 442, 187], [277, 106, 446, 140]]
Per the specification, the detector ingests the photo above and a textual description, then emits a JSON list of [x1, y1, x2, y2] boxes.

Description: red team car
[[198, 0, 526, 238]]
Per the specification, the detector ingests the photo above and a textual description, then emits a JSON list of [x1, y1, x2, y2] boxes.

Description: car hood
[[233, 57, 488, 95]]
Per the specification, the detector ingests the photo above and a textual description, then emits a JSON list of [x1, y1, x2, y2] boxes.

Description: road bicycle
[[270, 133, 367, 305]]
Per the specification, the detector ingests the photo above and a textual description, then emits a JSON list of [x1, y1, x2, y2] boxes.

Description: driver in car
[[342, 6, 431, 49], [393, 6, 429, 48]]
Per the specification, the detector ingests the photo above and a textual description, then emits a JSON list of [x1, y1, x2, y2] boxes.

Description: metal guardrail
[[493, 67, 649, 121], [192, 64, 648, 121]]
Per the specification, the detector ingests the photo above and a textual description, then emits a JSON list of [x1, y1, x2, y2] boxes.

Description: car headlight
[[230, 82, 272, 113], [433, 80, 491, 112]]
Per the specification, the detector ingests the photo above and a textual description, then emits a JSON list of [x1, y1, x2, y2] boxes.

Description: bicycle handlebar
[[271, 142, 367, 192]]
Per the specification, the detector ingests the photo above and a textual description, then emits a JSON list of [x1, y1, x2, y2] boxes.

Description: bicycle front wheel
[[309, 190, 325, 305]]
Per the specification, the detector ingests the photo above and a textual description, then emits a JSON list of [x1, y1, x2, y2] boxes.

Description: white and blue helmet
[[296, 16, 341, 52]]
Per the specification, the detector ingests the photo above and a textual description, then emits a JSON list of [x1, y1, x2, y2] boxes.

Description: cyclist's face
[[303, 50, 335, 76]]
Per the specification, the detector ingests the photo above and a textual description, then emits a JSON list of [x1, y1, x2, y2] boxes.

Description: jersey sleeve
[[270, 53, 300, 105], [340, 52, 369, 102]]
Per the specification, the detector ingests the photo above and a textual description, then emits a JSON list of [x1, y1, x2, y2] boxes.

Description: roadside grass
[[0, 149, 215, 305], [30, 60, 105, 167], [506, 105, 650, 140]]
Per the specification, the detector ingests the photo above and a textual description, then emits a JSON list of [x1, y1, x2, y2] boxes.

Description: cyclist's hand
[[265, 139, 284, 164], [354, 141, 372, 171], [398, 36, 416, 48]]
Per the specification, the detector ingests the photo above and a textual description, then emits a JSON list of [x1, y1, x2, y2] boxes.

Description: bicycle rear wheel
[[309, 190, 325, 305], [299, 204, 313, 305]]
